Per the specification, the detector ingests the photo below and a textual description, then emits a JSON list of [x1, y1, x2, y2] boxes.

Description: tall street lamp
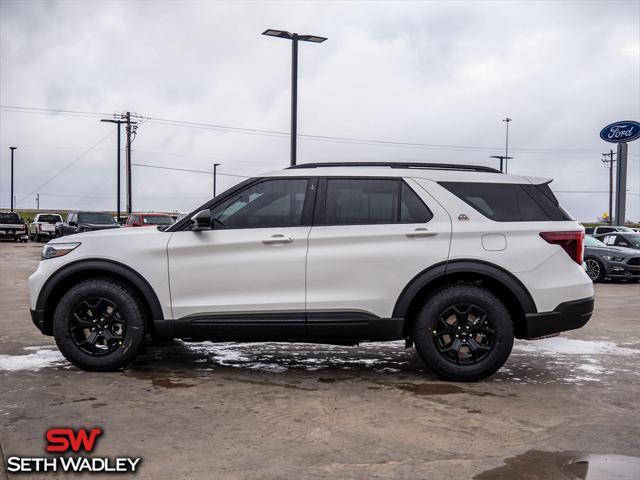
[[262, 29, 327, 167], [9, 146, 17, 212]]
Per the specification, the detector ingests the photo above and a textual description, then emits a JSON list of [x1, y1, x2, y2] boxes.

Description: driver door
[[167, 177, 316, 339]]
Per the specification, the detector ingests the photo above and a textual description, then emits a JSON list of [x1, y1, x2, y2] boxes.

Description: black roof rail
[[287, 162, 502, 173]]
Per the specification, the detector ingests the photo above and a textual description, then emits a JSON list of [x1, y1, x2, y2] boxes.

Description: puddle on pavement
[[379, 382, 505, 397], [124, 370, 196, 389], [474, 450, 640, 480]]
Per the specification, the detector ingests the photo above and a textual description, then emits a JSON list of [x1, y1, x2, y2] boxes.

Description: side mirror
[[191, 210, 211, 231]]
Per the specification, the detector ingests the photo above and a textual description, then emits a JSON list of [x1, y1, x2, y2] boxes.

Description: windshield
[[585, 235, 606, 247], [624, 233, 640, 247], [142, 215, 173, 225], [78, 212, 117, 224], [618, 226, 635, 232], [38, 215, 62, 224], [0, 212, 21, 223]]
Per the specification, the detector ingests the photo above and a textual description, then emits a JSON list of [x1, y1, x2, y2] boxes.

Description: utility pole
[[601, 150, 615, 225], [503, 117, 512, 173], [9, 147, 16, 212], [36, 193, 40, 211], [124, 112, 138, 215], [213, 163, 221, 198]]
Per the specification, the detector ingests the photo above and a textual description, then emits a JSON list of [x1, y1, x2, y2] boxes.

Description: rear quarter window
[[439, 182, 572, 222]]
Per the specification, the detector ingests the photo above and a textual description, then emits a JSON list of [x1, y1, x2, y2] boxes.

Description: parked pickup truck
[[29, 213, 63, 242], [0, 211, 28, 242], [57, 211, 120, 237]]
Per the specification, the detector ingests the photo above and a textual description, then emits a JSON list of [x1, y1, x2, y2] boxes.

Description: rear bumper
[[523, 296, 594, 339]]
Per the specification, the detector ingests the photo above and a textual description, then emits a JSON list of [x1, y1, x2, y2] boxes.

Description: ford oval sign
[[600, 120, 640, 143]]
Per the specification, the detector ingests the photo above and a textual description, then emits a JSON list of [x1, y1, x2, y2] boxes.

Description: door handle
[[406, 228, 437, 238], [262, 234, 294, 245]]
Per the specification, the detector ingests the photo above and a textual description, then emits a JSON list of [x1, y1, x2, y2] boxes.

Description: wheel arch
[[36, 259, 164, 335], [394, 259, 537, 340]]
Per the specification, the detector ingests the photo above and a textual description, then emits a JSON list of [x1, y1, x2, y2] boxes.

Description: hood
[[81, 223, 120, 230], [54, 225, 167, 242], [586, 244, 638, 256]]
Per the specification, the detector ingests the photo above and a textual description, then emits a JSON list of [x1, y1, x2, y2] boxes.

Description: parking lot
[[0, 241, 639, 479]]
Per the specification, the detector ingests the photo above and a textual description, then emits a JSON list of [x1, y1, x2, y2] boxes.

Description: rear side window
[[323, 178, 433, 225], [439, 182, 572, 222]]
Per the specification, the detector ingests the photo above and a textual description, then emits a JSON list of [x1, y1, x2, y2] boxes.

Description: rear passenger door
[[305, 177, 452, 334]]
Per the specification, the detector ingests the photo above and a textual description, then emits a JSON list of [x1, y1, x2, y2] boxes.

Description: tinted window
[[323, 178, 432, 226], [0, 212, 20, 223], [597, 227, 615, 234], [38, 215, 61, 223], [79, 212, 117, 224], [440, 182, 571, 222], [143, 215, 173, 225], [210, 179, 309, 229]]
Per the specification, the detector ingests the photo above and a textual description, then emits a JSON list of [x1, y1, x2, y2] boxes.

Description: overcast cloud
[[0, 0, 639, 221]]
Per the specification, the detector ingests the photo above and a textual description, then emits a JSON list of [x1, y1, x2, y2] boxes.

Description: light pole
[[9, 147, 16, 212], [213, 163, 221, 198], [262, 29, 327, 167], [503, 117, 512, 173]]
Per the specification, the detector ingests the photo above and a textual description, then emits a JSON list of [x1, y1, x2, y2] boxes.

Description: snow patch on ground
[[0, 348, 66, 371], [513, 338, 637, 356]]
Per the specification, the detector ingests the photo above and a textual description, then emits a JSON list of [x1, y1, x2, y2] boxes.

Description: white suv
[[28, 162, 594, 381]]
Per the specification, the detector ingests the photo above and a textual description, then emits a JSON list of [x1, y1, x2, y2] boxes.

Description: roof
[[260, 162, 551, 185]]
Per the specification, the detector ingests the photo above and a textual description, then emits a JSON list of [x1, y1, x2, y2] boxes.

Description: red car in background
[[123, 213, 175, 228]]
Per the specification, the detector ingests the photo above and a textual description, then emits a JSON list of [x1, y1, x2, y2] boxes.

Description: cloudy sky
[[1, 0, 639, 221]]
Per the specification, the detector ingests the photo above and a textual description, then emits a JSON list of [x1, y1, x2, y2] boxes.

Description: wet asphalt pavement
[[1, 242, 639, 479]]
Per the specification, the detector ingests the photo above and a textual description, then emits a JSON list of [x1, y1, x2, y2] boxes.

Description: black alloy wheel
[[69, 297, 126, 356], [433, 304, 495, 365]]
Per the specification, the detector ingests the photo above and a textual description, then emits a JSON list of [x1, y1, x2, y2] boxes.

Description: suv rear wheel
[[413, 285, 514, 381], [53, 279, 146, 371]]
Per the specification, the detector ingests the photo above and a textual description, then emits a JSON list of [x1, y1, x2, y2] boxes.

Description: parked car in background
[[123, 213, 174, 228], [0, 211, 28, 242], [57, 211, 120, 237], [594, 232, 640, 251], [29, 213, 63, 242], [583, 235, 640, 282], [590, 225, 635, 236]]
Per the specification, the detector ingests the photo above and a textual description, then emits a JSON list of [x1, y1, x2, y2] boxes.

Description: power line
[[1, 104, 605, 155], [131, 163, 250, 178], [15, 130, 115, 206]]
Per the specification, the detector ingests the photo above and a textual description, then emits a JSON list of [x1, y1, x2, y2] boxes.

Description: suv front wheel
[[53, 279, 146, 371], [413, 285, 514, 381]]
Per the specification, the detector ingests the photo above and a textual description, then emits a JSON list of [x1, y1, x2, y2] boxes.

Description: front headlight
[[602, 255, 624, 262], [42, 242, 81, 260]]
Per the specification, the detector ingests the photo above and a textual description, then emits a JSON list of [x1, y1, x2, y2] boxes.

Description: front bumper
[[30, 309, 49, 334], [523, 296, 594, 339], [604, 262, 640, 280]]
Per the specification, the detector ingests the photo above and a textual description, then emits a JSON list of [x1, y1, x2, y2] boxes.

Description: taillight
[[539, 231, 584, 265]]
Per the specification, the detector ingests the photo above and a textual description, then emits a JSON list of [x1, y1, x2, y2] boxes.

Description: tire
[[53, 279, 147, 371], [413, 285, 514, 382], [585, 257, 605, 283]]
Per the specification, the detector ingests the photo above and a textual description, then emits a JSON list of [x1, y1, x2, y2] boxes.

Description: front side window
[[322, 178, 433, 226], [210, 178, 309, 229]]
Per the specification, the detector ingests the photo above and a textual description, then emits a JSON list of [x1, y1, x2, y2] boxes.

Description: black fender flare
[[36, 259, 164, 321], [392, 259, 537, 319]]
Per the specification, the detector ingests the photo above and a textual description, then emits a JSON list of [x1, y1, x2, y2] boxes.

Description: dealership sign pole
[[599, 120, 640, 225]]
